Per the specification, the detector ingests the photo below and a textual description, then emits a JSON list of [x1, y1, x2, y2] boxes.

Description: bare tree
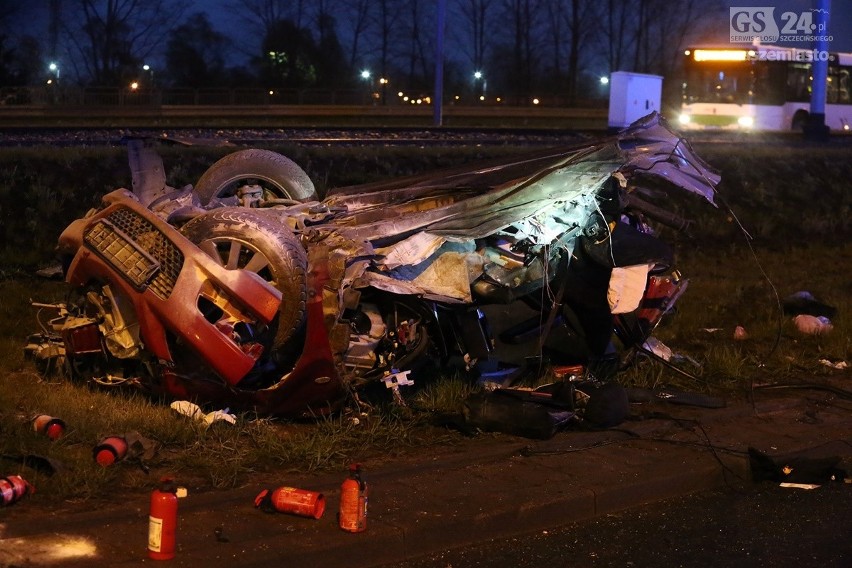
[[599, 0, 636, 73], [343, 0, 373, 69], [500, 0, 542, 97], [371, 0, 403, 81], [229, 0, 298, 31], [544, 0, 566, 85], [564, 0, 596, 102], [399, 0, 434, 89], [313, 2, 351, 88], [454, 0, 490, 71], [642, 0, 722, 76], [62, 0, 189, 86], [164, 12, 228, 88], [0, 0, 23, 28]]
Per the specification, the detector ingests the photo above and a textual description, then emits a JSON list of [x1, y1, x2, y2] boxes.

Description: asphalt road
[[382, 482, 852, 568]]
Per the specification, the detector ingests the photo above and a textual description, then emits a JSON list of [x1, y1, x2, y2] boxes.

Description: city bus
[[679, 44, 852, 132]]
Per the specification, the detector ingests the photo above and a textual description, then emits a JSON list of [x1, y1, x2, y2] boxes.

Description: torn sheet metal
[[375, 233, 446, 270]]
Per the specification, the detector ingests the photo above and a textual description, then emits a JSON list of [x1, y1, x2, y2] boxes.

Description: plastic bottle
[[339, 464, 368, 533]]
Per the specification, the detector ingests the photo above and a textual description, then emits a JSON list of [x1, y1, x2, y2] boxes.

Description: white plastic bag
[[608, 263, 652, 314]]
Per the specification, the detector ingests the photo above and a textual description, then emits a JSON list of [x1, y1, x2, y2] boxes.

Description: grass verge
[[0, 141, 849, 505]]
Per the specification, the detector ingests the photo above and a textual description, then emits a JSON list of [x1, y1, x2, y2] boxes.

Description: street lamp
[[48, 62, 60, 79], [359, 70, 373, 104], [473, 70, 486, 99], [142, 64, 155, 87], [600, 76, 609, 85], [378, 77, 388, 105]]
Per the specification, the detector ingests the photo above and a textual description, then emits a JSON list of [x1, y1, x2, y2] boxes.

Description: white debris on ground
[[170, 401, 236, 426]]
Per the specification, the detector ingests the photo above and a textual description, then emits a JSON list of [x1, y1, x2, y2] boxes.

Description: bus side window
[[827, 66, 851, 104], [827, 66, 839, 104], [786, 64, 810, 102], [755, 62, 785, 105], [836, 68, 850, 104]]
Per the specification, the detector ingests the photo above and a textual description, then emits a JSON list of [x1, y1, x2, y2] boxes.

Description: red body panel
[[62, 191, 282, 386]]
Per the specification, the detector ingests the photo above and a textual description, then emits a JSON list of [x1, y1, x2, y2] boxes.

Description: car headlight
[[738, 116, 754, 128], [678, 113, 691, 125]]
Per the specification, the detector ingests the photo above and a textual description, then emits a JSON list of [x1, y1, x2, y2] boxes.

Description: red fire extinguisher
[[339, 463, 368, 533], [148, 478, 187, 560], [1, 475, 35, 506], [32, 414, 66, 441], [254, 486, 326, 519]]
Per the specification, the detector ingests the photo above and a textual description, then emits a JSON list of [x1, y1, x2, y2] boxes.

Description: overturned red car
[[26, 114, 719, 417]]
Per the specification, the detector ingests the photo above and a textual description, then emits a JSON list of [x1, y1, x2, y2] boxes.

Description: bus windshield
[[684, 64, 752, 104]]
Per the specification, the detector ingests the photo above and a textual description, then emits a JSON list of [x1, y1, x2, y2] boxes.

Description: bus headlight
[[678, 113, 691, 125], [738, 116, 754, 128]]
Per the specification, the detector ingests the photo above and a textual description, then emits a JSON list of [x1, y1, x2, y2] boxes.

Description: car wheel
[[791, 110, 808, 132], [181, 208, 307, 350], [194, 149, 318, 206]]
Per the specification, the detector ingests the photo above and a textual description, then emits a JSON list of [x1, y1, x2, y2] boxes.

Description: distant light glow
[[360, 70, 371, 79], [600, 76, 609, 85], [474, 71, 483, 79], [678, 113, 691, 125], [693, 49, 747, 62], [130, 81, 139, 90], [479, 95, 485, 101], [532, 98, 540, 105], [737, 115, 754, 128], [143, 64, 150, 71]]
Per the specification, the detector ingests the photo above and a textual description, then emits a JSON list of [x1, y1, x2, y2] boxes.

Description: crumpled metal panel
[[299, 114, 720, 306]]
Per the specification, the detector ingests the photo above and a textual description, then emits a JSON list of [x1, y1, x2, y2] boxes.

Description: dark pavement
[[1, 383, 850, 567]]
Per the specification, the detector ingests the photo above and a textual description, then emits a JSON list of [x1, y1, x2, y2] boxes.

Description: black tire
[[181, 208, 307, 349], [791, 111, 808, 132], [194, 149, 318, 206]]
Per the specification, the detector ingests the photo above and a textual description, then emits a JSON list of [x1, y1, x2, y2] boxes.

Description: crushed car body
[[26, 113, 720, 417]]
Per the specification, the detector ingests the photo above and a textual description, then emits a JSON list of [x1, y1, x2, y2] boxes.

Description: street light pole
[[806, 0, 831, 140], [433, 0, 446, 127]]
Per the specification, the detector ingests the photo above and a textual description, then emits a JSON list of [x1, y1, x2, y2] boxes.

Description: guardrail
[[1, 86, 605, 109], [0, 87, 608, 129]]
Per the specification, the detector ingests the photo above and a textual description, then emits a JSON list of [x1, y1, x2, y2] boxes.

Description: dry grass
[[1, 141, 849, 503]]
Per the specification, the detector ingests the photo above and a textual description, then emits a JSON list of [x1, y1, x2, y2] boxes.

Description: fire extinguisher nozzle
[[93, 436, 128, 467], [33, 415, 66, 441]]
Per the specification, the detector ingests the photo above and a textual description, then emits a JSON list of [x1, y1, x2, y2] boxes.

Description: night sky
[[8, 0, 852, 74]]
